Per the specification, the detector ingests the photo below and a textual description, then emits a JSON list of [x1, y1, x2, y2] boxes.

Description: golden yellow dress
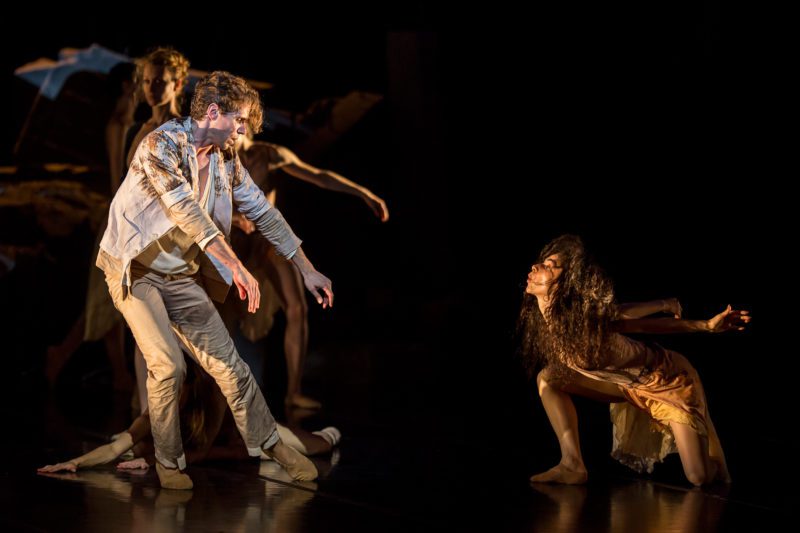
[[568, 334, 710, 473]]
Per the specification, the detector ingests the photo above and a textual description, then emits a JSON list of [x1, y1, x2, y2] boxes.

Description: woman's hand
[[116, 458, 150, 470], [707, 305, 751, 333], [37, 461, 78, 473]]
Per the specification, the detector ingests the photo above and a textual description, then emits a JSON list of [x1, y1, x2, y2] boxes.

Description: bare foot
[[155, 463, 193, 490], [286, 393, 322, 410], [530, 463, 588, 485], [263, 440, 318, 481]]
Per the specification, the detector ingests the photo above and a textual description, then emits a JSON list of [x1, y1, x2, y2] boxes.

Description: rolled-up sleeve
[[167, 195, 222, 250], [253, 207, 302, 258]]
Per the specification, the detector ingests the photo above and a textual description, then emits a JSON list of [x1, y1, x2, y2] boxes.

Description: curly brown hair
[[519, 235, 616, 377], [190, 71, 264, 134]]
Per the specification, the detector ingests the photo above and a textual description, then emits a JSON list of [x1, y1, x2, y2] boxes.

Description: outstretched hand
[[364, 195, 389, 222], [38, 461, 78, 473], [707, 305, 751, 333]]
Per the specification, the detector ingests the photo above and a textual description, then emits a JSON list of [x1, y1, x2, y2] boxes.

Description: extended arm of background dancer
[[617, 298, 683, 319], [37, 415, 152, 473], [232, 144, 389, 232], [39, 410, 335, 473], [40, 400, 243, 474], [277, 145, 389, 222], [613, 305, 751, 334]]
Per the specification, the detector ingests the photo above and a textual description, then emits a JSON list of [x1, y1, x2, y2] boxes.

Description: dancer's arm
[[38, 415, 151, 473], [613, 305, 750, 334], [617, 298, 682, 319], [277, 145, 389, 222], [38, 433, 134, 473]]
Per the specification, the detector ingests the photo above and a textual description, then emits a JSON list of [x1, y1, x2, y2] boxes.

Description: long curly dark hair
[[518, 235, 616, 378]]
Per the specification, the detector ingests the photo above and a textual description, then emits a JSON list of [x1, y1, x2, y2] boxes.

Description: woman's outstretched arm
[[37, 414, 152, 473], [617, 298, 682, 319], [613, 305, 751, 334], [38, 433, 135, 473]]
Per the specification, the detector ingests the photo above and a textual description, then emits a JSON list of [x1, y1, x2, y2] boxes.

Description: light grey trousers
[[104, 261, 278, 469]]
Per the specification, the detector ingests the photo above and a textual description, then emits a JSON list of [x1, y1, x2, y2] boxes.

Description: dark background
[[0, 1, 792, 515]]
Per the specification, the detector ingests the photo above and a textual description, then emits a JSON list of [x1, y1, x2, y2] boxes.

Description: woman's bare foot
[[530, 463, 588, 485], [155, 463, 193, 490], [285, 393, 322, 410], [263, 440, 318, 481]]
